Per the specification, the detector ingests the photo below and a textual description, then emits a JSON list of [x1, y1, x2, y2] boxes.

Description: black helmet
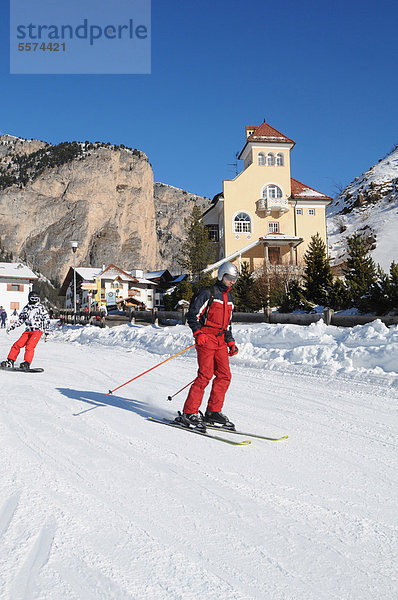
[[217, 261, 239, 284], [28, 290, 40, 305]]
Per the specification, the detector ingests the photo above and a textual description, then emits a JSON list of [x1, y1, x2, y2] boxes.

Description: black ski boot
[[1, 359, 14, 369], [203, 410, 235, 430], [175, 411, 206, 432], [19, 361, 31, 371]]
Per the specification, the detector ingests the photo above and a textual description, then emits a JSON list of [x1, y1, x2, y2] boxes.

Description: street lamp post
[[71, 241, 78, 324]]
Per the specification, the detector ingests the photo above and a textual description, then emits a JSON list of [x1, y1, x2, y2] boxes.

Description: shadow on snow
[[57, 387, 162, 419]]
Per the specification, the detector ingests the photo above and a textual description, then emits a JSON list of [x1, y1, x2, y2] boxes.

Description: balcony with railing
[[256, 197, 289, 216]]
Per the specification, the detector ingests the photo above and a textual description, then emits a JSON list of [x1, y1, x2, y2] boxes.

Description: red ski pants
[[183, 336, 231, 414], [8, 330, 42, 364]]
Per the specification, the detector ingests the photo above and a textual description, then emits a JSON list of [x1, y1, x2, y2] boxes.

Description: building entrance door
[[268, 248, 281, 265]]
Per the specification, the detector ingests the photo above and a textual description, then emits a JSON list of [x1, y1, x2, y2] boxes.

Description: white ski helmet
[[217, 261, 238, 283]]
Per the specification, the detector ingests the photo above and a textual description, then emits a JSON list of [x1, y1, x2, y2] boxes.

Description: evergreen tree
[[177, 205, 215, 277], [343, 233, 377, 311], [252, 267, 301, 312], [251, 273, 270, 312], [233, 262, 255, 312], [328, 278, 350, 311], [278, 280, 310, 313], [367, 266, 390, 314], [191, 273, 215, 295], [387, 261, 398, 312], [163, 279, 193, 311], [0, 237, 13, 263], [303, 233, 333, 305]]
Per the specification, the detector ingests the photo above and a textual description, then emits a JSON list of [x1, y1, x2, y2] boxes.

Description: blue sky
[[1, 0, 397, 200]]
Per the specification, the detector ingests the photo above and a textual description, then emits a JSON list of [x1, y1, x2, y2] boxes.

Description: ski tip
[[238, 440, 251, 446]]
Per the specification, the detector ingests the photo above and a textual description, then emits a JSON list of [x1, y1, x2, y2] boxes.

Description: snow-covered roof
[[75, 267, 102, 281], [144, 270, 169, 278], [291, 178, 332, 200], [0, 262, 38, 279], [170, 274, 187, 284], [99, 265, 136, 282], [131, 278, 157, 286]]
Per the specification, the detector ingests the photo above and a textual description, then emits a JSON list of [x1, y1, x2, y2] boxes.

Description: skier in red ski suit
[[178, 261, 239, 430]]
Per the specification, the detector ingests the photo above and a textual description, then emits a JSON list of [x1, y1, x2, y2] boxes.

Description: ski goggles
[[223, 274, 237, 283], [29, 296, 40, 303]]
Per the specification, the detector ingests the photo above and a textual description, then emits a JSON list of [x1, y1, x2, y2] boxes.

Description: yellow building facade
[[203, 121, 332, 273]]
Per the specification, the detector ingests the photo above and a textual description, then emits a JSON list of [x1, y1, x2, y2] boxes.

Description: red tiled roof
[[290, 177, 332, 200], [248, 121, 295, 144]]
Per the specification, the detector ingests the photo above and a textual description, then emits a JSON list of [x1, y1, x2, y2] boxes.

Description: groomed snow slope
[[1, 322, 397, 600]]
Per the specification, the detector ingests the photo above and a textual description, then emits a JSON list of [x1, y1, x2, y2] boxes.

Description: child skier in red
[[177, 261, 239, 431], [1, 290, 50, 370]]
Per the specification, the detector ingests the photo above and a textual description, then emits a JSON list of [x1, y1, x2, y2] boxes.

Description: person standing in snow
[[1, 290, 50, 370], [176, 261, 239, 431], [0, 306, 7, 328]]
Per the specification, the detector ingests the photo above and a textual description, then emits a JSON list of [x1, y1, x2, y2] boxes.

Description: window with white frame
[[262, 184, 283, 199], [258, 152, 265, 165], [296, 208, 303, 215], [276, 152, 284, 166], [308, 208, 316, 215], [268, 222, 280, 233], [234, 212, 251, 233], [266, 152, 275, 166]]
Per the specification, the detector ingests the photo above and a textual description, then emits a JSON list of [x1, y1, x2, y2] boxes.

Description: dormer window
[[258, 152, 266, 165]]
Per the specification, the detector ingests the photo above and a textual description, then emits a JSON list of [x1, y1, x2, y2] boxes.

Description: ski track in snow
[[0, 325, 397, 600]]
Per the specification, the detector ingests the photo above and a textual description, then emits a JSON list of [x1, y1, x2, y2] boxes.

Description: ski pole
[[107, 344, 195, 396], [167, 378, 196, 401]]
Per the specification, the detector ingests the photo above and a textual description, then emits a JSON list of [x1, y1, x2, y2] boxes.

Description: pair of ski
[[148, 416, 288, 446]]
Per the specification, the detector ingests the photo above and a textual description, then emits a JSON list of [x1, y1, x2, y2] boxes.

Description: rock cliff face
[[154, 182, 210, 273], [0, 134, 47, 158], [0, 135, 211, 282]]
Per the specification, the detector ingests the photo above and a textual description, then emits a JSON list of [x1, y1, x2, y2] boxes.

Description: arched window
[[276, 152, 284, 166], [234, 212, 251, 233], [266, 152, 275, 166], [262, 185, 283, 199], [258, 152, 265, 165]]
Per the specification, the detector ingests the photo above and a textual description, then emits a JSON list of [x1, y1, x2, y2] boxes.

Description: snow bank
[[51, 320, 398, 385]]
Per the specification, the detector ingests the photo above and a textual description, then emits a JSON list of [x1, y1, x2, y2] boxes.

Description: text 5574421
[[18, 42, 66, 52]]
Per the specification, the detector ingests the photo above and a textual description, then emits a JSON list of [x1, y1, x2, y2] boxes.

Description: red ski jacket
[[186, 282, 235, 344]]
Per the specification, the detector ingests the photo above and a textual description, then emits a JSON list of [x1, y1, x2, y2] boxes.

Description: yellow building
[[203, 120, 332, 273]]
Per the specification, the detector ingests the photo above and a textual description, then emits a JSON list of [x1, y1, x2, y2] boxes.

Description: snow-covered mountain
[[327, 145, 398, 271]]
